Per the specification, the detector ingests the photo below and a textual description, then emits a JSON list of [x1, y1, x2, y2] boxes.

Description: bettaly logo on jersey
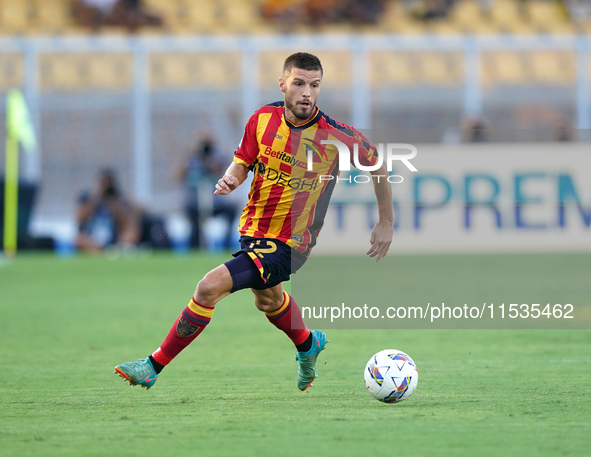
[[262, 146, 306, 169]]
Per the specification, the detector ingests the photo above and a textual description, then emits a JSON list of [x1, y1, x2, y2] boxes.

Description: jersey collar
[[283, 106, 322, 131]]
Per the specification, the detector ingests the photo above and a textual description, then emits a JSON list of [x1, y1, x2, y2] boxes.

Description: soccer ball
[[364, 349, 419, 403]]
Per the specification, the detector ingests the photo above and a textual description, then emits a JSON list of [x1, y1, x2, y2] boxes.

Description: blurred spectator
[[261, 0, 303, 27], [108, 0, 163, 32], [262, 0, 387, 27], [516, 105, 574, 142], [400, 0, 421, 14], [442, 115, 490, 144], [343, 0, 387, 24], [517, 0, 531, 20], [461, 115, 489, 142], [177, 132, 241, 250], [71, 0, 117, 32], [71, 0, 163, 32], [304, 0, 344, 27], [476, 0, 493, 19], [413, 0, 456, 20], [75, 169, 142, 253], [563, 0, 591, 22], [552, 116, 573, 142]]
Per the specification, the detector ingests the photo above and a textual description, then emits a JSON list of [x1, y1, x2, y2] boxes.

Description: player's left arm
[[367, 162, 394, 262]]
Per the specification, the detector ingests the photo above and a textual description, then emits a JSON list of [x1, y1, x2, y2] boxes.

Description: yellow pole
[[3, 89, 36, 256], [3, 113, 18, 257]]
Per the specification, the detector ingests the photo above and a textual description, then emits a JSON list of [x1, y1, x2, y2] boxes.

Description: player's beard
[[285, 98, 315, 122]]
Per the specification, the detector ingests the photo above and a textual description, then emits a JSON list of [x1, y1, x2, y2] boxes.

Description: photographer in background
[[177, 131, 241, 250], [75, 168, 142, 253]]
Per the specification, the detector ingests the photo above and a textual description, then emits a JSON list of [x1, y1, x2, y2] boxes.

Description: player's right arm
[[214, 161, 249, 195], [215, 111, 259, 195]]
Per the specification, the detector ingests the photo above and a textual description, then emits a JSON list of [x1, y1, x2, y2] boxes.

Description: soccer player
[[114, 52, 394, 391]]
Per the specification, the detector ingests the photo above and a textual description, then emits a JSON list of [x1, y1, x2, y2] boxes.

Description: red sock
[[265, 292, 310, 347], [151, 298, 214, 366]]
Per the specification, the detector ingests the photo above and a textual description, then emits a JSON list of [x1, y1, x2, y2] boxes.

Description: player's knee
[[195, 272, 224, 302]]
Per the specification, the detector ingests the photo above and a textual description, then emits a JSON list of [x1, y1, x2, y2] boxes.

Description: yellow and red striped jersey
[[234, 101, 378, 258]]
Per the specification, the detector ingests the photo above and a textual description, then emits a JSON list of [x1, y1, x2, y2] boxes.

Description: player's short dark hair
[[283, 52, 323, 77]]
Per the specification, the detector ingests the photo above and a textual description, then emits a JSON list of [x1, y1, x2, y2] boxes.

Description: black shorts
[[224, 237, 307, 292]]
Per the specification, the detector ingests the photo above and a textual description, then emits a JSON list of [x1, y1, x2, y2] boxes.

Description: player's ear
[[279, 77, 285, 93]]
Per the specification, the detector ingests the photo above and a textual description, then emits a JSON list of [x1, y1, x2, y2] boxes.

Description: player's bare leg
[[114, 264, 233, 389], [253, 285, 328, 391], [192, 264, 234, 307], [252, 283, 285, 313]]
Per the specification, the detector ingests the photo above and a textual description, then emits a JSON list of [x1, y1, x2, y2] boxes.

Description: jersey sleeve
[[234, 113, 259, 169], [349, 128, 378, 169], [325, 115, 379, 169]]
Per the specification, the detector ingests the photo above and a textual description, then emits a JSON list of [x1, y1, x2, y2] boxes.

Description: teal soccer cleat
[[114, 357, 158, 390], [295, 330, 328, 391]]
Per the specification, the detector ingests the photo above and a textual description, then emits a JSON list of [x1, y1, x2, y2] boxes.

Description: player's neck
[[284, 106, 317, 126]]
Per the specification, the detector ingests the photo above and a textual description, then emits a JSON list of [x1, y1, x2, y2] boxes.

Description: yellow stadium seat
[[219, 0, 259, 30], [87, 53, 132, 89], [491, 0, 536, 34], [417, 52, 462, 85], [180, 0, 219, 32], [529, 1, 574, 34], [150, 54, 191, 88], [482, 51, 527, 85], [33, 0, 71, 31], [528, 51, 575, 85], [150, 52, 240, 89], [389, 19, 427, 35], [491, 0, 521, 23], [452, 0, 482, 27], [377, 1, 426, 34], [422, 20, 461, 35], [40, 54, 82, 90], [446, 0, 499, 34], [317, 51, 351, 87], [202, 53, 241, 86], [39, 53, 130, 90], [0, 0, 31, 33], [370, 51, 416, 86], [259, 52, 282, 86], [529, 1, 561, 24]]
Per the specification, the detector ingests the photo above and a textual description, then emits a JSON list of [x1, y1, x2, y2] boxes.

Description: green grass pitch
[[1, 252, 590, 457]]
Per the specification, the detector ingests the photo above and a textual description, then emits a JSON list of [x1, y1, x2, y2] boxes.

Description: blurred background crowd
[[0, 0, 585, 34], [0, 0, 589, 254]]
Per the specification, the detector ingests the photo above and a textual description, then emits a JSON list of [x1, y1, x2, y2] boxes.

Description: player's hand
[[367, 220, 393, 262], [214, 174, 239, 195]]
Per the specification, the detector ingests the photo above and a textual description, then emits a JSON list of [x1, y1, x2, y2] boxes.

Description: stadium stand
[[0, 0, 584, 91], [0, 0, 585, 130], [0, 0, 588, 36], [38, 53, 132, 90], [3, 48, 576, 91], [150, 52, 241, 89]]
